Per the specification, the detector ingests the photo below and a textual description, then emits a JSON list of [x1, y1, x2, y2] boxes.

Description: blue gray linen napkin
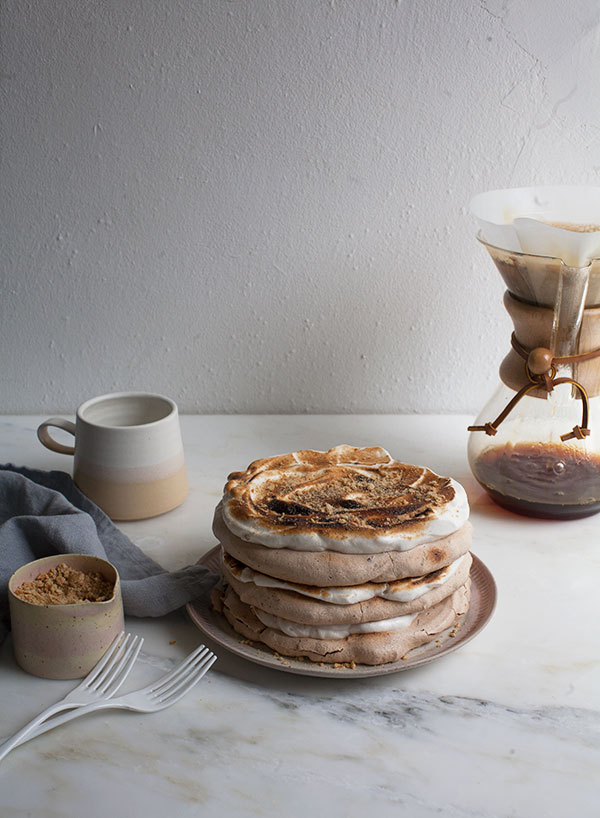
[[0, 465, 218, 643]]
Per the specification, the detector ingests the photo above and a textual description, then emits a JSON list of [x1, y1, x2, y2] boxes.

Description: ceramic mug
[[37, 392, 188, 520]]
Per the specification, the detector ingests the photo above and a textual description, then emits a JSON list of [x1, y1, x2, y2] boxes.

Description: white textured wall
[[2, 0, 600, 414]]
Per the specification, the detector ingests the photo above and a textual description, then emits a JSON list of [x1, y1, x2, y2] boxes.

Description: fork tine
[[86, 632, 131, 689], [95, 634, 144, 695], [86, 633, 134, 691], [154, 652, 216, 705], [141, 644, 210, 694], [151, 648, 210, 699], [82, 631, 126, 688]]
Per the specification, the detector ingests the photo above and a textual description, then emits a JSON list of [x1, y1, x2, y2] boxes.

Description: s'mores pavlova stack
[[211, 445, 472, 666]]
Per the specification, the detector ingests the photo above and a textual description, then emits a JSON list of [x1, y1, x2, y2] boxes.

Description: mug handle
[[37, 417, 76, 455]]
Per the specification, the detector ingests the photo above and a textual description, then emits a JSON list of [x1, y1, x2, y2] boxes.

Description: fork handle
[[0, 702, 81, 763], [2, 699, 134, 756]]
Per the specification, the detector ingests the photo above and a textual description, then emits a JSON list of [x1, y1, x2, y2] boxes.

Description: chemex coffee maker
[[467, 187, 600, 519]]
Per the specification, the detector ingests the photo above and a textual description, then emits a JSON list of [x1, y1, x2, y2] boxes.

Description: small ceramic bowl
[[8, 554, 125, 680]]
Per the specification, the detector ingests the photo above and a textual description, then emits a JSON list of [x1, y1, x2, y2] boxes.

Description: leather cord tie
[[468, 333, 600, 442]]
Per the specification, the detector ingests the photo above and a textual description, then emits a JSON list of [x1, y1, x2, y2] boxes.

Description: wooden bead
[[527, 347, 553, 375]]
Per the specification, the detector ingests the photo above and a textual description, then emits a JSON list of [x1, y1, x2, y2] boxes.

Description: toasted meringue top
[[221, 445, 469, 553]]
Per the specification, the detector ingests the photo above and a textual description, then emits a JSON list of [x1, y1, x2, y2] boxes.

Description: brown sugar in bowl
[[8, 554, 124, 679]]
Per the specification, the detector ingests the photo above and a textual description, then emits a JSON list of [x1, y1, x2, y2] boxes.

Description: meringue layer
[[223, 551, 470, 605], [254, 608, 418, 639]]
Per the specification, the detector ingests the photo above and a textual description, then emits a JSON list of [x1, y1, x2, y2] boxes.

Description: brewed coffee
[[473, 443, 600, 520]]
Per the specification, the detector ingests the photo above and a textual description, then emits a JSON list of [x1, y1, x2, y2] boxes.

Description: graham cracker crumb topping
[[225, 445, 455, 536], [14, 563, 114, 605]]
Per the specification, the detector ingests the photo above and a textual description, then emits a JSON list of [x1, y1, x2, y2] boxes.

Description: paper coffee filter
[[470, 186, 600, 267]]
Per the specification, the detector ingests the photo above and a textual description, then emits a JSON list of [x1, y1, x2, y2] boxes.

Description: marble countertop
[[1, 414, 599, 817]]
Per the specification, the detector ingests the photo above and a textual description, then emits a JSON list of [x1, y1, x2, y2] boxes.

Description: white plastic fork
[[0, 643, 216, 762], [0, 631, 143, 762]]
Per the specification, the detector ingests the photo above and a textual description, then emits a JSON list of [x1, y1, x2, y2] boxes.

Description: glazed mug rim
[[76, 392, 178, 431]]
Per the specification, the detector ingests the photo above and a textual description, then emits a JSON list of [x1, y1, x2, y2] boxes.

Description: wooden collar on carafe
[[468, 333, 600, 442]]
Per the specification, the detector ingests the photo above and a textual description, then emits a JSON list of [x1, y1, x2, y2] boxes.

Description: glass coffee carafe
[[467, 188, 600, 519]]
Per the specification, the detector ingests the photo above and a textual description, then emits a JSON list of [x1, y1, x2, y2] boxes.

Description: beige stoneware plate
[[187, 547, 496, 678]]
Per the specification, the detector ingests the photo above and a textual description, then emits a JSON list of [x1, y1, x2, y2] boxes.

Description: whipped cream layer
[[254, 608, 418, 639], [222, 445, 470, 554], [223, 551, 469, 605]]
